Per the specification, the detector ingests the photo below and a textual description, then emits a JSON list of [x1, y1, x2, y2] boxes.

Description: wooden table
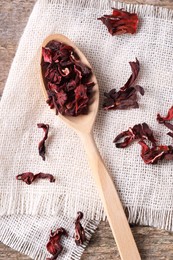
[[1, 0, 173, 259]]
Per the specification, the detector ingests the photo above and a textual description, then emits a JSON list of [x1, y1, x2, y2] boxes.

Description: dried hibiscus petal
[[114, 123, 156, 148], [157, 106, 173, 132], [138, 140, 173, 164], [157, 106, 173, 123], [97, 8, 138, 36], [103, 58, 144, 110], [42, 47, 53, 63], [37, 123, 49, 161], [46, 227, 68, 260], [41, 40, 95, 116], [74, 212, 86, 246], [16, 172, 55, 185], [167, 132, 173, 138]]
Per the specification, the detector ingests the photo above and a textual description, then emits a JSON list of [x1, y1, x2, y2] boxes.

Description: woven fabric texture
[[1, 0, 173, 259], [0, 214, 98, 260]]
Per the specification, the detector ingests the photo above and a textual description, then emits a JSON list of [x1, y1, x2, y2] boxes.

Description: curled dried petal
[[56, 90, 67, 106], [138, 141, 170, 164], [98, 8, 138, 36], [42, 47, 52, 63], [141, 123, 157, 146], [37, 123, 49, 161], [103, 59, 144, 111], [134, 85, 144, 96], [157, 106, 173, 137], [16, 172, 55, 185], [163, 122, 173, 131], [114, 123, 156, 148], [16, 172, 35, 185], [121, 58, 140, 91], [167, 132, 173, 138], [34, 173, 55, 182], [46, 227, 68, 259], [157, 106, 173, 123], [74, 212, 86, 246]]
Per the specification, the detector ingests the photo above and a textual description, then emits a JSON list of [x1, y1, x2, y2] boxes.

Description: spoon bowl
[[40, 34, 99, 134], [40, 34, 141, 260]]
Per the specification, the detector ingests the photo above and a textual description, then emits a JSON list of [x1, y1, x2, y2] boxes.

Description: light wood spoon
[[40, 34, 141, 260]]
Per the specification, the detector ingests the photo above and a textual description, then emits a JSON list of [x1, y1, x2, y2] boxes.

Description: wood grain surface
[[1, 0, 173, 259]]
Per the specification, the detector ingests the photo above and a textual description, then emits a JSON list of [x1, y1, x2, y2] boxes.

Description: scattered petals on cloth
[[1, 1, 173, 259], [0, 214, 99, 260]]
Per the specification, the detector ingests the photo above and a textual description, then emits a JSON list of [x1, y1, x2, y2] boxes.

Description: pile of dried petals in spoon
[[41, 40, 95, 116]]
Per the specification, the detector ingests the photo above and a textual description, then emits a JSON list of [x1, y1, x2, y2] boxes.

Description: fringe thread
[[127, 206, 173, 231], [0, 219, 99, 260], [38, 0, 173, 20]]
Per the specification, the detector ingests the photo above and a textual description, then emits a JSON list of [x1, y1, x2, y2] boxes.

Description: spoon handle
[[79, 132, 141, 260]]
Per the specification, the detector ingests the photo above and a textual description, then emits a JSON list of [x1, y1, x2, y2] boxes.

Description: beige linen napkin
[[1, 0, 173, 259]]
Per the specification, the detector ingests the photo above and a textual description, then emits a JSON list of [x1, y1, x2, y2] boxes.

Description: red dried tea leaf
[[74, 212, 86, 246], [46, 227, 68, 260], [114, 123, 156, 148], [103, 59, 144, 110], [138, 140, 173, 164], [41, 40, 95, 116], [16, 172, 55, 185], [97, 8, 138, 36], [37, 123, 49, 161]]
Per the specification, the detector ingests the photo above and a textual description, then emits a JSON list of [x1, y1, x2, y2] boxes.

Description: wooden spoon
[[40, 34, 141, 260]]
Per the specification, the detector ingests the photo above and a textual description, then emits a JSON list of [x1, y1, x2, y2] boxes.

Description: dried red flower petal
[[157, 106, 173, 123], [46, 227, 68, 260], [103, 59, 144, 110], [16, 172, 55, 185], [97, 8, 138, 36], [157, 106, 173, 135], [74, 212, 86, 246], [55, 90, 67, 106], [41, 40, 95, 116], [167, 132, 173, 138], [138, 140, 173, 164], [37, 123, 49, 161], [114, 123, 156, 148], [42, 47, 53, 63]]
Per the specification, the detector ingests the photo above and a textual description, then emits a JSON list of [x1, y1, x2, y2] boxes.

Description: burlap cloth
[[1, 0, 173, 259]]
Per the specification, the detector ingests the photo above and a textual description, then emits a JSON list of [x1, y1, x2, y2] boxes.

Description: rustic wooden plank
[[82, 223, 173, 260], [1, 0, 173, 259], [1, 223, 173, 259], [0, 0, 36, 95]]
